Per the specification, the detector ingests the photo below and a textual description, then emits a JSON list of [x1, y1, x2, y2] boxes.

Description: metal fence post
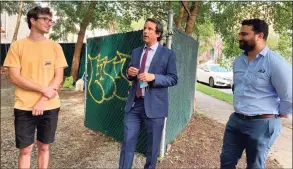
[[159, 10, 174, 158], [84, 35, 88, 118]]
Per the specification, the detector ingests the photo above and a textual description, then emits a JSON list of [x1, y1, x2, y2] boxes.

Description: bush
[[63, 76, 74, 89]]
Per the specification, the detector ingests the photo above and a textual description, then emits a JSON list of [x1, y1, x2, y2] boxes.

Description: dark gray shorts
[[14, 108, 60, 149]]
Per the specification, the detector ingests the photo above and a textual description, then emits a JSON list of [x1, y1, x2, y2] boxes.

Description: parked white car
[[196, 64, 233, 88]]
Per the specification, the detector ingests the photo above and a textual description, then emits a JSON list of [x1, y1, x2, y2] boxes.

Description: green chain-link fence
[[85, 30, 147, 153], [59, 43, 86, 79], [85, 28, 198, 154], [0, 44, 10, 66], [166, 29, 198, 146]]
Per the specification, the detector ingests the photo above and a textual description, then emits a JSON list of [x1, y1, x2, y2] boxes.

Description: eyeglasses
[[37, 17, 55, 24]]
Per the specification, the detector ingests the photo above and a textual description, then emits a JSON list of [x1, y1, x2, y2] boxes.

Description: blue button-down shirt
[[233, 46, 292, 116]]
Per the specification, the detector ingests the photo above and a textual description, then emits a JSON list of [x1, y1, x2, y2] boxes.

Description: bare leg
[[36, 141, 50, 169], [18, 144, 34, 169]]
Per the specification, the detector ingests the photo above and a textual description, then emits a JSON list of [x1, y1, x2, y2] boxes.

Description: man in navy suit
[[119, 18, 178, 169]]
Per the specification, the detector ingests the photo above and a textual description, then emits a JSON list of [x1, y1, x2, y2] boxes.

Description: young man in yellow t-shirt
[[4, 6, 68, 168]]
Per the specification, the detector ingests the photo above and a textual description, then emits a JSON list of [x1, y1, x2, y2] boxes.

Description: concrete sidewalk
[[195, 91, 292, 168]]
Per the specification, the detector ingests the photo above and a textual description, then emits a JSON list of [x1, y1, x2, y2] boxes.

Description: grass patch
[[196, 83, 233, 104]]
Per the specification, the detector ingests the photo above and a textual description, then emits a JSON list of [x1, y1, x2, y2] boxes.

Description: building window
[[210, 48, 215, 60], [1, 20, 5, 33]]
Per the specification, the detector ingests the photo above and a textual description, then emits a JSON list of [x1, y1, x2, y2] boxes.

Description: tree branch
[[181, 1, 191, 16]]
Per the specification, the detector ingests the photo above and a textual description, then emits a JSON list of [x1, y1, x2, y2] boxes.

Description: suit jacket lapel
[[149, 44, 163, 72]]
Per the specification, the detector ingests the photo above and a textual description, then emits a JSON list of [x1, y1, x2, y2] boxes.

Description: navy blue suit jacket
[[124, 44, 178, 118]]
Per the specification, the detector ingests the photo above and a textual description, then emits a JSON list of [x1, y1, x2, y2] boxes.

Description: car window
[[203, 65, 209, 71], [209, 65, 228, 72]]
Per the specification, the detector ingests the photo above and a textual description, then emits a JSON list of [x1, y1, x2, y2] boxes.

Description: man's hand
[[32, 98, 46, 116], [138, 73, 155, 82], [279, 114, 289, 118], [41, 87, 57, 99], [128, 67, 139, 76]]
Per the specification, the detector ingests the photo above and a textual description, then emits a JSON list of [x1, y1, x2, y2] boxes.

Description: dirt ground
[[156, 113, 281, 168], [1, 75, 281, 168]]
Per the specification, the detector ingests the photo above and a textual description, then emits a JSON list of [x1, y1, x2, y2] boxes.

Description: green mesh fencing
[[85, 28, 198, 155], [165, 29, 198, 146], [1, 44, 10, 66], [59, 43, 86, 79], [85, 30, 148, 154], [1, 43, 85, 79]]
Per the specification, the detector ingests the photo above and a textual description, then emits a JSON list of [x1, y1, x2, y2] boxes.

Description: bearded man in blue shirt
[[220, 19, 292, 169]]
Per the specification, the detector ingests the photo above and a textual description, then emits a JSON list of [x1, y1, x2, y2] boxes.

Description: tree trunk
[[168, 1, 172, 10], [175, 1, 188, 29], [185, 1, 199, 35], [70, 1, 97, 81], [12, 1, 24, 42]]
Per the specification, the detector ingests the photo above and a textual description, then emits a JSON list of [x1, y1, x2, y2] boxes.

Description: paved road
[[195, 91, 292, 168]]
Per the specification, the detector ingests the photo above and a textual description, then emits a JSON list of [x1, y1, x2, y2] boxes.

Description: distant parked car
[[196, 64, 233, 88]]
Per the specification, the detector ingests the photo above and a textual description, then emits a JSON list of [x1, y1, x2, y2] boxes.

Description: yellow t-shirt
[[4, 37, 68, 110]]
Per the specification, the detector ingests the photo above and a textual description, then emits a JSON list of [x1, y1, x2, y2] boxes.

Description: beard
[[239, 40, 255, 52]]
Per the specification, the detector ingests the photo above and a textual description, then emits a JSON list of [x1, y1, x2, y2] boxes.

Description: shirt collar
[[144, 42, 159, 51], [243, 45, 269, 58], [258, 45, 269, 57]]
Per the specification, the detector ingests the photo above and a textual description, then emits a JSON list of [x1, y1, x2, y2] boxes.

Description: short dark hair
[[145, 18, 163, 41], [27, 6, 52, 29], [241, 19, 269, 40]]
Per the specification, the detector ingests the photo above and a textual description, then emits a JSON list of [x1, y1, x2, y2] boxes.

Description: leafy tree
[[271, 33, 292, 62], [50, 1, 112, 81], [173, 1, 212, 35], [195, 21, 216, 57], [47, 1, 292, 80], [0, 1, 36, 15], [170, 1, 292, 62], [0, 1, 37, 42], [49, 1, 170, 81], [12, 1, 24, 42], [212, 1, 292, 60]]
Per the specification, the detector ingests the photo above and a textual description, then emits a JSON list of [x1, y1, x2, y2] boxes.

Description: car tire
[[209, 77, 214, 87]]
